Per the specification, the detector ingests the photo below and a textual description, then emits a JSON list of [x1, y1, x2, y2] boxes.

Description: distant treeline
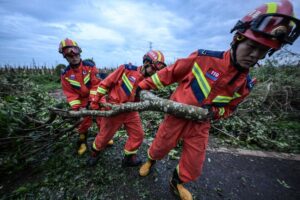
[[0, 64, 116, 77]]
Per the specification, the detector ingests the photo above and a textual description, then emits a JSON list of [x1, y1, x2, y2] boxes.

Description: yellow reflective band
[[151, 73, 164, 89], [233, 92, 241, 99], [266, 2, 277, 14], [219, 107, 225, 116], [147, 149, 153, 160], [84, 73, 90, 84], [213, 95, 233, 103], [93, 141, 100, 151], [122, 74, 133, 92], [176, 165, 180, 175], [90, 90, 97, 95], [69, 100, 81, 106], [72, 41, 77, 46], [192, 62, 211, 98], [156, 51, 162, 62], [65, 77, 81, 87], [97, 86, 107, 95], [124, 149, 138, 155], [62, 40, 66, 47]]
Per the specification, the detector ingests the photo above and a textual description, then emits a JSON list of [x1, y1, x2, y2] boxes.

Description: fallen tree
[[50, 91, 210, 121]]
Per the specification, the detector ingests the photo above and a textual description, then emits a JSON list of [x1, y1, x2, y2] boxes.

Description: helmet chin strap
[[231, 35, 254, 72], [231, 43, 246, 72]]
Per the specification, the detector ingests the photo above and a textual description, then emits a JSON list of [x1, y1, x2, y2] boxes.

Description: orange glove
[[90, 102, 99, 110]]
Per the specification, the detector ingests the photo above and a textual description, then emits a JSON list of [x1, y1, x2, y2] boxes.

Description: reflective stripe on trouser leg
[[94, 114, 123, 151], [149, 115, 188, 160], [178, 122, 210, 183], [123, 112, 144, 153]]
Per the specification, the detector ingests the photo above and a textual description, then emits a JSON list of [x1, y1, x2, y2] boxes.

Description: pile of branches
[[212, 65, 300, 152], [0, 72, 79, 177]]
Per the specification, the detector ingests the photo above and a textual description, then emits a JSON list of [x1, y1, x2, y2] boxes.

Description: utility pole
[[149, 41, 152, 51]]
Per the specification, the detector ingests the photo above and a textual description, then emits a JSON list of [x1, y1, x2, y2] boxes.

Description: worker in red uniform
[[59, 38, 113, 155], [137, 1, 300, 199], [86, 50, 167, 167]]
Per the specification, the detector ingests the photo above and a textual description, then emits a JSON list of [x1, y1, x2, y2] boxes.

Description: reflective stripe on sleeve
[[151, 73, 164, 89], [97, 86, 107, 95], [69, 99, 81, 106]]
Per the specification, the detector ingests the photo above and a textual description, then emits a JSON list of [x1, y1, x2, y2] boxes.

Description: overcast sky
[[0, 0, 299, 68]]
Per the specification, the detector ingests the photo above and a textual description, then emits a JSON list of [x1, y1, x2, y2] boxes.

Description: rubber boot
[[86, 147, 101, 167], [122, 154, 142, 167], [77, 133, 87, 155], [107, 139, 114, 147], [169, 169, 193, 200], [139, 159, 156, 176]]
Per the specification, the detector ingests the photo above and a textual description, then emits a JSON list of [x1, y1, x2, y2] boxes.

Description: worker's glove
[[134, 86, 142, 102], [90, 102, 100, 110], [202, 105, 216, 120], [72, 106, 80, 111]]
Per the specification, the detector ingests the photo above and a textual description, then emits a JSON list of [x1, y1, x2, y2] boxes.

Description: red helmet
[[143, 50, 166, 70], [58, 38, 82, 56], [231, 0, 300, 49]]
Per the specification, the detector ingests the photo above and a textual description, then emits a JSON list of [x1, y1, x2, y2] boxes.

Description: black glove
[[134, 86, 142, 102], [86, 101, 91, 109], [202, 105, 215, 120]]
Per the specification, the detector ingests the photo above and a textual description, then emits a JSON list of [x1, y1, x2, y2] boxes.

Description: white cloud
[[0, 0, 299, 67]]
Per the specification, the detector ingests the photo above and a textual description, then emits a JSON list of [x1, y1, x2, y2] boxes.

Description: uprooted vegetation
[[0, 50, 299, 198]]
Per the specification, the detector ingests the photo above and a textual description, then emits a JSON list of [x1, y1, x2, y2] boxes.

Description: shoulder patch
[[61, 65, 71, 76], [124, 64, 138, 71], [82, 60, 95, 67], [246, 75, 257, 90], [198, 49, 224, 59]]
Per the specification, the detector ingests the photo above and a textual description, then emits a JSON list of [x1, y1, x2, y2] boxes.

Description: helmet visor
[[63, 47, 81, 56], [250, 13, 300, 44]]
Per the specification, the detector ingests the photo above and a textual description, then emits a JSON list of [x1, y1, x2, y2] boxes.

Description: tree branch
[[49, 91, 209, 121]]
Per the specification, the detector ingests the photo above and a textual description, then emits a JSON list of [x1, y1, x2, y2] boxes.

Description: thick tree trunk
[[50, 91, 209, 121]]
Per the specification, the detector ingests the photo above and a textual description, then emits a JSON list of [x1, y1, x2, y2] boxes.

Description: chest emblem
[[82, 70, 87, 75], [128, 76, 136, 83], [70, 74, 76, 80], [205, 68, 220, 81]]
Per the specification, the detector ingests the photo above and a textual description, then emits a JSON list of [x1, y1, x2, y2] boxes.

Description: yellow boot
[[78, 143, 87, 155], [77, 133, 87, 155], [176, 184, 193, 200], [169, 169, 193, 200], [139, 159, 156, 176], [107, 139, 114, 146]]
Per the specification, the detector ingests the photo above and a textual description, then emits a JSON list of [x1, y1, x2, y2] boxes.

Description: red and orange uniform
[[138, 49, 256, 182]]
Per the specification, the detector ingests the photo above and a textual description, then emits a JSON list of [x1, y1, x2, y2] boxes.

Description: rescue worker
[[86, 50, 167, 167], [59, 38, 113, 155], [137, 1, 300, 199]]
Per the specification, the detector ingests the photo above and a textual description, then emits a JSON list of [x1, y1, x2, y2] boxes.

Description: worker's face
[[65, 53, 81, 65], [142, 61, 157, 77], [235, 39, 270, 69]]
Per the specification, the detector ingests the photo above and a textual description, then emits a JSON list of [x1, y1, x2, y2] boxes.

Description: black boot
[[86, 147, 101, 167], [122, 154, 142, 167]]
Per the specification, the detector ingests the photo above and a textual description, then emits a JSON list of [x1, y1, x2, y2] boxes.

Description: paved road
[[95, 137, 300, 200], [131, 148, 300, 200]]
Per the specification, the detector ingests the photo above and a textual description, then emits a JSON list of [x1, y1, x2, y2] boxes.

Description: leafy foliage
[[212, 65, 300, 153]]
